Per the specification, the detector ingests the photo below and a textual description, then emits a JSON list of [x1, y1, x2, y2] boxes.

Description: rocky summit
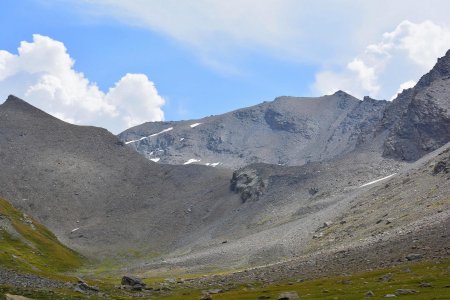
[[119, 91, 389, 169], [119, 50, 450, 170], [0, 51, 449, 300], [379, 49, 450, 161]]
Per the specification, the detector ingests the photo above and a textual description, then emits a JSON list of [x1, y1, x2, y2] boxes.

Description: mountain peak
[[2, 95, 36, 110], [4, 94, 27, 105], [332, 90, 352, 97], [415, 48, 450, 88], [1, 95, 48, 115], [0, 95, 63, 126]]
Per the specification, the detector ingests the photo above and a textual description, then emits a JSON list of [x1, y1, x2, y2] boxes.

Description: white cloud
[[105, 73, 164, 128], [77, 0, 301, 58], [0, 34, 165, 133], [72, 1, 450, 64], [313, 20, 450, 100]]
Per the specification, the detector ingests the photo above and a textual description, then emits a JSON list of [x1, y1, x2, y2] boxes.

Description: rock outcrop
[[230, 167, 268, 202], [380, 50, 450, 161]]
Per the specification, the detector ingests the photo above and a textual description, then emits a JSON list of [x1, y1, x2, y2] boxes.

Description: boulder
[[419, 282, 432, 287], [365, 290, 375, 297], [230, 168, 268, 202], [405, 253, 423, 261], [121, 275, 145, 287], [395, 289, 418, 295], [278, 291, 300, 300]]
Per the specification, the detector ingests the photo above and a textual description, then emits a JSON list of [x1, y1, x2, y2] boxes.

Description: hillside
[[0, 95, 238, 259], [130, 144, 449, 274], [0, 196, 82, 278]]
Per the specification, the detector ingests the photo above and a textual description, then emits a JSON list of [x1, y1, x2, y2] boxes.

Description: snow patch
[[150, 158, 160, 162], [180, 138, 185, 141], [124, 127, 173, 144], [190, 123, 202, 128], [360, 173, 397, 188], [184, 158, 200, 165], [149, 127, 173, 137], [124, 136, 147, 145]]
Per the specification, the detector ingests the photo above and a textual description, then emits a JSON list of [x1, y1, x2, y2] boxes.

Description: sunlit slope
[[0, 197, 83, 275]]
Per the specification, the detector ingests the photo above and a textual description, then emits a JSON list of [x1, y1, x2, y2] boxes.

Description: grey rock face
[[119, 51, 450, 168], [432, 148, 450, 174], [119, 91, 389, 168], [380, 50, 450, 161], [230, 167, 268, 202]]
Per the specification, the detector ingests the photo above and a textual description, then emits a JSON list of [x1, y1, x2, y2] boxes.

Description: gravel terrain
[[0, 269, 65, 289], [0, 95, 238, 258], [128, 144, 449, 275]]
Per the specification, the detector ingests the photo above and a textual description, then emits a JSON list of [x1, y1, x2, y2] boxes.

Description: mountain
[[0, 94, 401, 268], [378, 49, 450, 160], [0, 49, 449, 300], [119, 50, 450, 169], [0, 95, 238, 259], [118, 92, 388, 168]]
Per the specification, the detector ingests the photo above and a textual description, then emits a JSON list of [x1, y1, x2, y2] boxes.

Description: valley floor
[[1, 211, 449, 299], [1, 258, 449, 299]]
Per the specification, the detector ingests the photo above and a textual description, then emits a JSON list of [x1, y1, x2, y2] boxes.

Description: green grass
[[0, 197, 84, 278], [156, 259, 450, 299]]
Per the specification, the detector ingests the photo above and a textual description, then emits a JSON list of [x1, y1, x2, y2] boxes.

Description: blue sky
[[1, 0, 450, 133]]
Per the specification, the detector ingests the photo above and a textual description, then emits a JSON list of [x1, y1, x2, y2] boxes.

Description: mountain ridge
[[119, 90, 390, 168], [119, 50, 450, 168], [378, 49, 450, 160]]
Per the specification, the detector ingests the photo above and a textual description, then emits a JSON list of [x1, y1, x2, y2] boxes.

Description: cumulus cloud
[[0, 34, 164, 133], [312, 20, 450, 100], [105, 73, 164, 128]]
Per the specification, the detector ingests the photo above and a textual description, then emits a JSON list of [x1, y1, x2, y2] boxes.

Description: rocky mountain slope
[[378, 50, 450, 161], [119, 50, 450, 169], [119, 92, 388, 168], [0, 95, 240, 259]]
